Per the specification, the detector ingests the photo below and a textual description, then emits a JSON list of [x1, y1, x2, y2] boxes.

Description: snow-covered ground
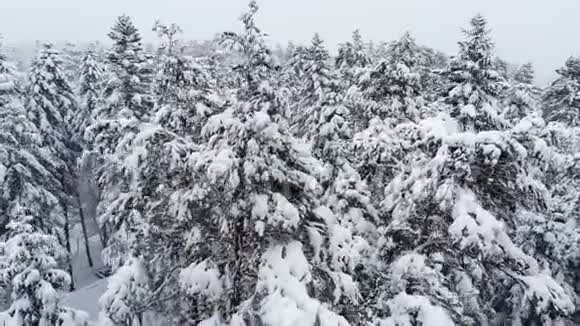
[[63, 278, 108, 321], [64, 234, 107, 321], [70, 233, 105, 289]]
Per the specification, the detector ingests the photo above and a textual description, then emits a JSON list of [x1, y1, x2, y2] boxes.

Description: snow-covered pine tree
[[0, 208, 89, 326], [306, 66, 380, 322], [283, 43, 308, 124], [0, 44, 31, 152], [219, 2, 280, 101], [290, 33, 337, 137], [0, 42, 88, 326], [88, 16, 156, 263], [27, 43, 78, 171], [96, 26, 223, 323], [494, 56, 510, 81], [514, 62, 534, 85], [153, 21, 221, 140], [444, 14, 507, 132], [377, 105, 577, 326], [26, 43, 80, 289], [508, 115, 580, 323], [350, 117, 416, 206], [416, 46, 449, 104], [502, 63, 540, 123], [374, 15, 576, 326], [541, 57, 580, 230], [346, 33, 424, 202], [541, 58, 580, 161], [196, 37, 242, 94], [544, 56, 580, 126], [92, 20, 207, 326], [360, 31, 423, 123], [94, 114, 198, 325], [348, 43, 446, 203], [154, 2, 365, 325], [288, 43, 308, 79], [367, 41, 388, 63], [73, 48, 103, 141], [100, 14, 154, 120], [61, 42, 84, 89], [336, 30, 371, 91], [0, 43, 51, 306], [539, 57, 580, 310]]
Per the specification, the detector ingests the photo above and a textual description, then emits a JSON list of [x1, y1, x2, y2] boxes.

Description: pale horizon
[[2, 0, 580, 85]]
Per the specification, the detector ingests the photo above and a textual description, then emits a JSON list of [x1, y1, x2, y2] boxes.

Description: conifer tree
[[347, 33, 424, 200], [28, 43, 78, 168], [290, 33, 337, 137], [416, 46, 449, 103], [100, 15, 154, 120], [368, 41, 388, 63], [444, 15, 506, 132], [94, 21, 213, 326], [0, 44, 32, 150], [307, 70, 379, 322], [61, 42, 84, 88], [94, 116, 198, 324], [540, 57, 580, 308], [373, 15, 575, 325], [27, 44, 80, 288], [0, 42, 88, 326], [361, 32, 423, 122], [88, 16, 156, 266], [0, 41, 56, 250], [494, 56, 510, 80], [74, 49, 103, 140], [543, 56, 580, 126], [1, 45, 37, 221], [153, 21, 220, 139], [143, 2, 365, 324], [283, 43, 308, 123], [514, 62, 534, 85], [502, 62, 540, 123], [0, 208, 88, 326], [336, 30, 371, 90], [0, 42, 59, 255], [97, 26, 222, 323]]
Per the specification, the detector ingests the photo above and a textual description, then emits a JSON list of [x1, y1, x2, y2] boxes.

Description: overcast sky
[[2, 0, 580, 85]]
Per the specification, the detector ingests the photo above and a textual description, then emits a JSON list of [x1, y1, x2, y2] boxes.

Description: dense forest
[[0, 1, 579, 325]]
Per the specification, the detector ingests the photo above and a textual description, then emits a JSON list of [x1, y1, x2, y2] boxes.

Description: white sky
[[2, 0, 580, 85]]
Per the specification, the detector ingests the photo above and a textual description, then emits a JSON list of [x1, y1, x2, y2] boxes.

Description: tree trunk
[[94, 190, 107, 248], [63, 201, 75, 291], [76, 191, 93, 267], [101, 222, 109, 249], [59, 165, 76, 292]]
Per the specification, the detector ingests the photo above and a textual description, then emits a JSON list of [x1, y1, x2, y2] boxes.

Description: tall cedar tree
[[544, 56, 580, 126], [290, 33, 338, 138], [361, 31, 423, 123], [101, 15, 154, 120], [502, 63, 540, 123], [444, 15, 506, 132], [153, 21, 220, 140], [0, 42, 87, 326], [148, 2, 366, 325], [87, 16, 155, 268], [335, 30, 371, 91], [27, 44, 80, 289], [74, 49, 103, 140]]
